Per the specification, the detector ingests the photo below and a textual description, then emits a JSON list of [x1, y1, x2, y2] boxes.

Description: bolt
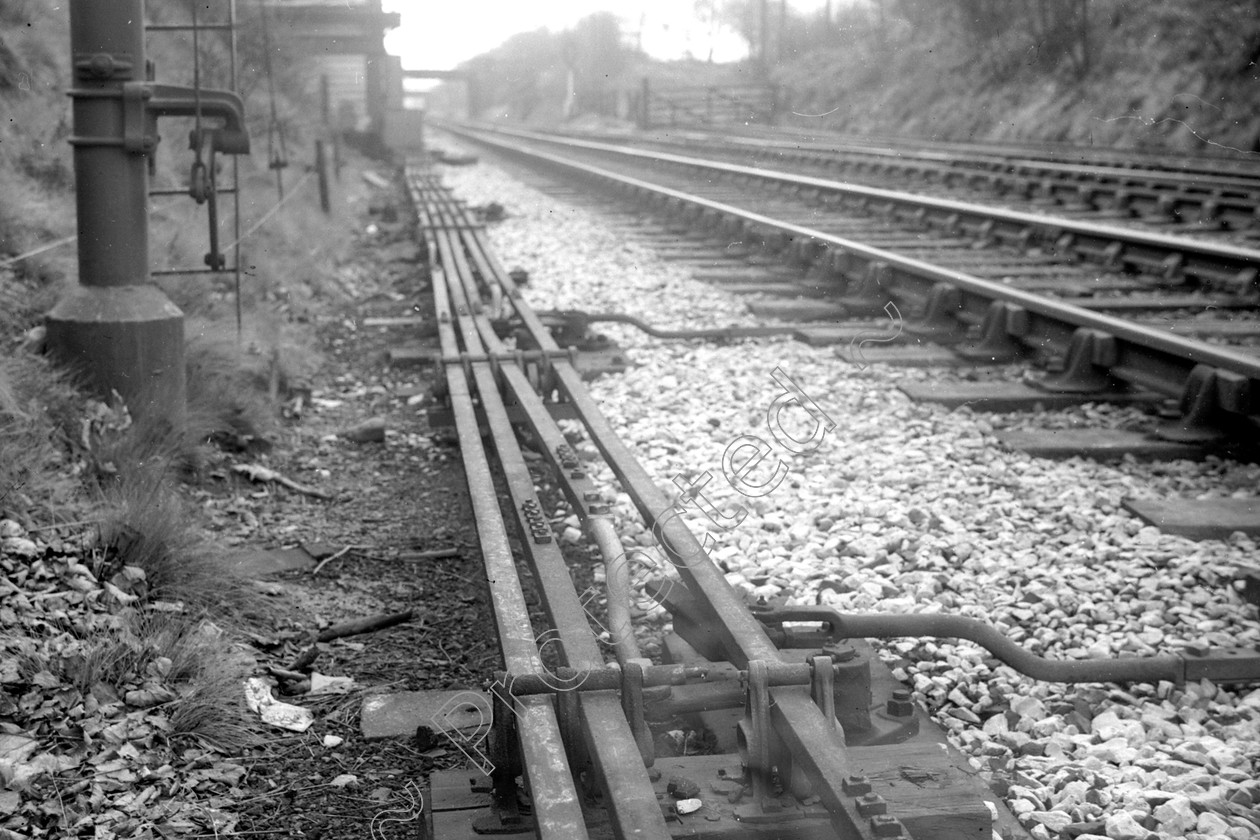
[[825, 645, 858, 662], [842, 775, 872, 795], [870, 815, 902, 837], [856, 792, 887, 817], [589, 504, 610, 515], [886, 689, 915, 718], [1183, 642, 1210, 657], [570, 470, 586, 479]]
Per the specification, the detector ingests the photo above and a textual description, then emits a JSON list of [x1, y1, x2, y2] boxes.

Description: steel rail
[[458, 122, 1260, 286], [409, 169, 672, 839], [645, 130, 1260, 197], [416, 175, 646, 668], [412, 176, 591, 840], [726, 124, 1260, 180], [442, 124, 1260, 424], [410, 162, 906, 839]]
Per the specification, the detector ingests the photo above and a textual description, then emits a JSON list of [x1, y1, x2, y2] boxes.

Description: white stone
[[445, 151, 1260, 840], [1152, 796, 1196, 834], [1196, 812, 1231, 835], [1027, 810, 1073, 832], [1103, 810, 1148, 840]]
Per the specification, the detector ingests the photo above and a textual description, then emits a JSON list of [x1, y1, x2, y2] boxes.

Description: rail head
[[440, 121, 1260, 428]]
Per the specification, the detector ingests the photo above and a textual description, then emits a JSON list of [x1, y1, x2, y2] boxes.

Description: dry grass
[[185, 316, 304, 445], [168, 662, 262, 752], [0, 0, 357, 761], [67, 611, 261, 752], [0, 353, 86, 523], [92, 462, 264, 621]]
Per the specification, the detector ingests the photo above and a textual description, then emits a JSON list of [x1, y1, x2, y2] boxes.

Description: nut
[[857, 793, 887, 817], [886, 693, 915, 717], [871, 814, 903, 837], [842, 775, 872, 795]]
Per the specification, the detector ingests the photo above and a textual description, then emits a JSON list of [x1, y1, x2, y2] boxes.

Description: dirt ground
[[217, 170, 501, 840]]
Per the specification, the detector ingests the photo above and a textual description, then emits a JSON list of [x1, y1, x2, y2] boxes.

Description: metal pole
[[315, 140, 331, 214], [322, 73, 342, 181], [639, 76, 650, 130], [48, 0, 186, 425], [230, 0, 243, 338]]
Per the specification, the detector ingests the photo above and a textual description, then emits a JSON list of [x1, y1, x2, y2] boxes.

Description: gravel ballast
[[437, 147, 1260, 840]]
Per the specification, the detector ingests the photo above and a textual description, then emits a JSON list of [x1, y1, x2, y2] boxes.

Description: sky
[[382, 0, 832, 78]]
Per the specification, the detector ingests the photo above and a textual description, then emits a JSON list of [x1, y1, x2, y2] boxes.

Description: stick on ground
[[316, 609, 418, 643]]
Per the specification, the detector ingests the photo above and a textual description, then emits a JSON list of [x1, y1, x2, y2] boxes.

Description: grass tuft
[[0, 352, 85, 523], [67, 610, 261, 752], [93, 469, 260, 619], [185, 317, 285, 449]]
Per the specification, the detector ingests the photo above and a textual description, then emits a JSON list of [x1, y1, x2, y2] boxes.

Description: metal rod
[[766, 606, 1218, 684], [316, 140, 331, 214], [416, 157, 887, 840], [152, 267, 239, 276], [426, 201, 591, 840], [411, 170, 671, 837], [145, 23, 234, 30], [149, 187, 237, 196], [230, 0, 242, 337]]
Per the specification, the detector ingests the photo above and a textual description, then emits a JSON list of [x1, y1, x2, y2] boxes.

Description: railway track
[[437, 122, 1260, 458], [392, 137, 1260, 840], [593, 128, 1260, 238]]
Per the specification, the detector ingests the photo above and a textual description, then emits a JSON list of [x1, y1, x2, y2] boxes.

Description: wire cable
[[0, 235, 77, 270]]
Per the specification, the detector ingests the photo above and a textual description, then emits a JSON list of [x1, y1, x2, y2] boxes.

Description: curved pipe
[[769, 606, 1188, 684], [577, 311, 809, 342], [586, 517, 641, 665], [148, 84, 251, 154]]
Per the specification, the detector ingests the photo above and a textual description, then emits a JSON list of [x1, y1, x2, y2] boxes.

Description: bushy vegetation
[[439, 0, 1260, 153], [768, 0, 1260, 150], [0, 0, 351, 768]]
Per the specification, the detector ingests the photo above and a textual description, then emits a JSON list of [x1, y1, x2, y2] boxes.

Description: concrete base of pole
[[45, 284, 186, 426]]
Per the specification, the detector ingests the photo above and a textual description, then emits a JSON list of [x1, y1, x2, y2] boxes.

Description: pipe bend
[[147, 84, 251, 154], [772, 605, 1186, 685]]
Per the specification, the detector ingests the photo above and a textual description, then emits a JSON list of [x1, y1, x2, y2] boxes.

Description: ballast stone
[[440, 149, 1260, 840], [1103, 810, 1150, 840]]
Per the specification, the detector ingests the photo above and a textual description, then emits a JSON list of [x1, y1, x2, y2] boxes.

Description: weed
[[66, 610, 261, 752], [0, 352, 85, 523], [184, 317, 283, 450]]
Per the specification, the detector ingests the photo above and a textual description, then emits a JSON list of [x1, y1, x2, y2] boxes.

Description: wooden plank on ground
[[899, 381, 1161, 411], [747, 300, 849, 320], [997, 428, 1209, 460], [1122, 497, 1260, 539], [834, 343, 963, 367]]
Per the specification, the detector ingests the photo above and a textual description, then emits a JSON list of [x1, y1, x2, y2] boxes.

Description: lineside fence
[[569, 80, 782, 130], [634, 80, 781, 130]]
